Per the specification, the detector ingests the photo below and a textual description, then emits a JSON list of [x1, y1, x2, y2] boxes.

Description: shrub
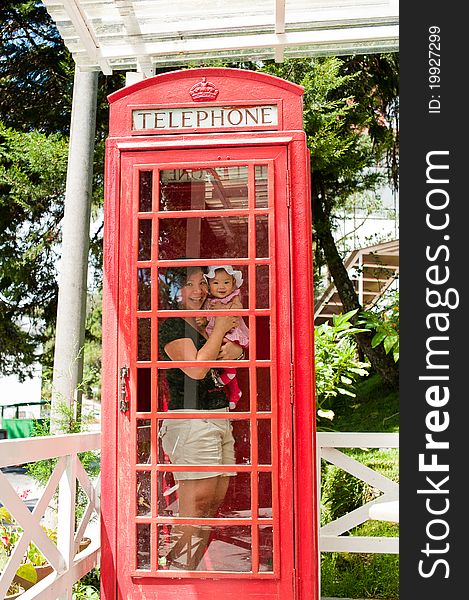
[[314, 309, 369, 424]]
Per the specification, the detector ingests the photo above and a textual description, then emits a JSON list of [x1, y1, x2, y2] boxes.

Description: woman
[[158, 265, 243, 568]]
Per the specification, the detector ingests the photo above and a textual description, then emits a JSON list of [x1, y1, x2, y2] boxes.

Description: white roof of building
[[41, 0, 399, 76]]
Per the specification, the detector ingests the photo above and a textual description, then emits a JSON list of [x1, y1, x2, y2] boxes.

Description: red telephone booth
[[101, 67, 318, 600]]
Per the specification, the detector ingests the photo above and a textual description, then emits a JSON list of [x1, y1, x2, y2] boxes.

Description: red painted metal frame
[[102, 68, 318, 600], [118, 148, 291, 591]]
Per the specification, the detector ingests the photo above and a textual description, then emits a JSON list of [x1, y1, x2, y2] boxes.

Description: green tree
[[0, 1, 73, 133], [0, 123, 68, 377], [0, 2, 125, 384], [262, 56, 399, 387]]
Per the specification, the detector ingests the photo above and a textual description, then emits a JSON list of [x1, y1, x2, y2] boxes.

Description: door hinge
[[119, 365, 129, 412], [286, 169, 291, 206], [290, 363, 294, 404]]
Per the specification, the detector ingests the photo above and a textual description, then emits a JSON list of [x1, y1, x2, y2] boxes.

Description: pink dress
[[204, 289, 249, 348]]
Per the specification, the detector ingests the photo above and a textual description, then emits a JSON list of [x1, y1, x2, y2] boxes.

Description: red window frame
[[116, 147, 293, 587]]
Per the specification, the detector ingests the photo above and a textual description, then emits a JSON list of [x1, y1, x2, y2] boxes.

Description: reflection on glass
[[158, 418, 250, 465], [159, 167, 249, 211], [256, 265, 270, 309], [255, 165, 268, 208], [136, 471, 151, 516], [257, 368, 271, 411], [219, 472, 251, 518], [138, 219, 152, 261], [136, 524, 151, 569], [156, 470, 252, 519], [156, 267, 249, 310], [258, 420, 272, 465], [157, 471, 178, 517], [137, 420, 151, 464], [139, 171, 153, 212], [137, 319, 151, 361], [137, 368, 151, 412], [138, 268, 151, 311], [158, 525, 252, 572], [258, 472, 272, 518], [259, 525, 274, 572], [256, 215, 269, 258], [158, 217, 248, 260]]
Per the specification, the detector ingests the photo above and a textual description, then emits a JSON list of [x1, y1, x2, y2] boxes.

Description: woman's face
[[179, 269, 208, 310]]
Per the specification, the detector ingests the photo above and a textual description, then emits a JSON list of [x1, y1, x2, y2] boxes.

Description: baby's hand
[[195, 316, 208, 328], [210, 299, 225, 310]]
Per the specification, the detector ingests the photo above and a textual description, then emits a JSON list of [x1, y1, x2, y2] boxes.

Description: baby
[[201, 265, 249, 409]]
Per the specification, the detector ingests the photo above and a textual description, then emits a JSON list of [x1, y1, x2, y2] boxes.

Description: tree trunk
[[313, 193, 399, 389]]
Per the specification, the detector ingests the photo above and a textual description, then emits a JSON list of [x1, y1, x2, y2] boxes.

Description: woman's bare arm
[[164, 315, 238, 379]]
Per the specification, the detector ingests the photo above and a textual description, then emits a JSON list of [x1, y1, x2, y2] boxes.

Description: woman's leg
[[177, 476, 226, 517], [169, 476, 230, 568]]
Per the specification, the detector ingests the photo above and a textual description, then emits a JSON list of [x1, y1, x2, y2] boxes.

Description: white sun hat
[[205, 265, 243, 289]]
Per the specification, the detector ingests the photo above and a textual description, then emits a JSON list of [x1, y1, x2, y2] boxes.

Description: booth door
[[116, 146, 294, 599]]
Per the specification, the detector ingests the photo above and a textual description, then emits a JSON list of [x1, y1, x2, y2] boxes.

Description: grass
[[320, 374, 399, 600]]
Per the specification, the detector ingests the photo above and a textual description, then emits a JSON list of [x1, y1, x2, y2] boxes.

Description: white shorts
[[160, 408, 236, 480]]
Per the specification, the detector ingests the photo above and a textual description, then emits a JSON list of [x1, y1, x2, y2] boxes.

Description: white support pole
[[51, 67, 98, 431]]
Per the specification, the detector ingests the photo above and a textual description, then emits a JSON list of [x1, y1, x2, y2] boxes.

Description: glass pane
[[160, 167, 248, 211], [137, 420, 151, 464], [219, 472, 251, 518], [137, 368, 151, 412], [259, 525, 274, 572], [225, 367, 250, 412], [138, 268, 151, 311], [256, 215, 269, 258], [137, 319, 151, 361], [136, 471, 152, 516], [158, 216, 248, 259], [255, 316, 270, 360], [157, 266, 249, 310], [136, 524, 151, 569], [157, 470, 251, 519], [158, 417, 250, 465], [158, 316, 261, 364], [258, 472, 272, 518], [157, 365, 249, 412], [138, 219, 152, 261], [255, 165, 268, 208], [256, 264, 270, 309], [257, 368, 271, 411], [139, 170, 153, 212], [158, 525, 252, 572], [258, 420, 272, 465]]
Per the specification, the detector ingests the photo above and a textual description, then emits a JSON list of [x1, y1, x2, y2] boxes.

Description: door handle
[[120, 365, 129, 412]]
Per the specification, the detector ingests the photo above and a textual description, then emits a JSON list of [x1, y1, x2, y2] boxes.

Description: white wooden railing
[[0, 433, 100, 600], [317, 432, 399, 554], [0, 431, 398, 598]]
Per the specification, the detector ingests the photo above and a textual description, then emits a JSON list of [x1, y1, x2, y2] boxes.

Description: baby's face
[[209, 270, 236, 298]]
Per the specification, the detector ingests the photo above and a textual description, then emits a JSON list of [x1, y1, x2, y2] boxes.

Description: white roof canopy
[[42, 0, 399, 76]]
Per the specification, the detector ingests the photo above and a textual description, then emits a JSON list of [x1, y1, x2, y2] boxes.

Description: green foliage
[[0, 122, 68, 378], [0, 1, 74, 134], [333, 374, 399, 433], [320, 374, 399, 598], [359, 291, 400, 363], [314, 309, 370, 423], [321, 546, 399, 599], [74, 567, 100, 598]]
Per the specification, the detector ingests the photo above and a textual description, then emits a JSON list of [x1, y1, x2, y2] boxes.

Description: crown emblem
[[189, 77, 219, 102]]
